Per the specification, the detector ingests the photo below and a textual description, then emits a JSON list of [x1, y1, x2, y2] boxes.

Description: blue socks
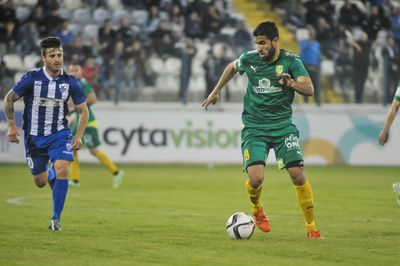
[[52, 179, 69, 220]]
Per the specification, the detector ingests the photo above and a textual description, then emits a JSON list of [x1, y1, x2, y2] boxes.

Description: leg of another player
[[246, 164, 270, 232], [287, 166, 323, 238], [90, 147, 124, 188], [69, 150, 80, 187]]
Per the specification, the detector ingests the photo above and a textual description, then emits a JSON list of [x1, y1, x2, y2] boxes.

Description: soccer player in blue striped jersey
[[3, 37, 89, 231]]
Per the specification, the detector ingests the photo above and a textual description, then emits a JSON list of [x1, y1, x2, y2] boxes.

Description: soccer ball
[[226, 212, 255, 239]]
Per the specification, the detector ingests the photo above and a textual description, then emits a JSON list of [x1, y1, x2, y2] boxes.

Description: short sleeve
[[289, 57, 309, 80], [395, 83, 400, 101], [12, 72, 33, 96], [70, 78, 86, 105], [82, 82, 94, 97], [235, 53, 246, 75]]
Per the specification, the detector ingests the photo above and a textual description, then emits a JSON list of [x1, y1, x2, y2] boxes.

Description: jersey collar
[[43, 66, 64, 81]]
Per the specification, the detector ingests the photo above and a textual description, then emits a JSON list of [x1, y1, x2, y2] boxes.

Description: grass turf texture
[[0, 163, 399, 266]]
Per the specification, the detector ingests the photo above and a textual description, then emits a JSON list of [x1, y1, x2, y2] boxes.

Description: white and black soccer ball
[[226, 212, 255, 239]]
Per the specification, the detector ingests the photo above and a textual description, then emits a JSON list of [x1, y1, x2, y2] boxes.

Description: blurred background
[[1, 0, 400, 166], [1, 0, 400, 105]]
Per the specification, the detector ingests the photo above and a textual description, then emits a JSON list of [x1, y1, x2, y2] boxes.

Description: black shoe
[[49, 178, 55, 190], [48, 219, 61, 231]]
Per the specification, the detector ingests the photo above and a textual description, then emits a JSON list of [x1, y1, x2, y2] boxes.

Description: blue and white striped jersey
[[12, 67, 86, 137]]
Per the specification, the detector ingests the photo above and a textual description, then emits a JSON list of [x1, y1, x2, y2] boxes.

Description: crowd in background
[[1, 0, 400, 105]]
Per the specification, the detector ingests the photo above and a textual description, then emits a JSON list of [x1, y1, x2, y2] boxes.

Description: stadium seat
[[296, 28, 309, 42], [131, 10, 148, 26], [94, 8, 111, 24], [321, 60, 335, 75], [149, 57, 164, 73], [73, 8, 92, 24], [58, 8, 72, 20], [164, 57, 181, 75], [23, 54, 40, 70], [108, 0, 123, 10], [63, 0, 82, 10], [67, 23, 81, 36], [82, 24, 99, 40], [4, 54, 24, 71], [22, 0, 38, 6], [112, 9, 129, 24], [16, 6, 31, 22]]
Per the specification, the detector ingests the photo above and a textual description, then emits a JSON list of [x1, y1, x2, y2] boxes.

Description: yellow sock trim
[[70, 153, 80, 181], [95, 150, 118, 174], [295, 180, 316, 232], [246, 180, 263, 211]]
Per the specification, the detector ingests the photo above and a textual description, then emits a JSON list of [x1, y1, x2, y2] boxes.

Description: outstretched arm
[[4, 90, 21, 143], [378, 98, 400, 145], [71, 102, 89, 150], [278, 74, 314, 96], [202, 61, 238, 110]]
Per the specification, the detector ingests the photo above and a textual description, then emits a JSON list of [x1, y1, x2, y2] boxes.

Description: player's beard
[[262, 46, 276, 62]]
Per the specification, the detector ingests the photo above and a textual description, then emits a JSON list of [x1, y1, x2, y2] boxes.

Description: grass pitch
[[0, 163, 399, 266]]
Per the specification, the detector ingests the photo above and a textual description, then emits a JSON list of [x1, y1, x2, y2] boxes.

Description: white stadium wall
[[1, 103, 399, 166]]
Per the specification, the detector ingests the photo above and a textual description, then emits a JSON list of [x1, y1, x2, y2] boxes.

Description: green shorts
[[71, 123, 101, 149], [241, 124, 304, 171]]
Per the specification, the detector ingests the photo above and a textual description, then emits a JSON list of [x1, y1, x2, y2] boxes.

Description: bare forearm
[[75, 108, 88, 138], [289, 80, 314, 96], [4, 90, 19, 125], [382, 105, 399, 133], [212, 62, 237, 94]]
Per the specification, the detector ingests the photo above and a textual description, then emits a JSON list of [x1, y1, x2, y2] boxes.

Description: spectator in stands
[[300, 25, 321, 105], [315, 17, 333, 59], [349, 31, 376, 103], [45, 8, 63, 35], [82, 57, 101, 96], [203, 49, 219, 99], [391, 6, 400, 46], [382, 33, 400, 106], [27, 5, 47, 38], [55, 20, 75, 46], [202, 3, 223, 40], [113, 41, 125, 104], [215, 44, 233, 101], [65, 36, 90, 65], [179, 37, 196, 104], [83, 0, 108, 11], [0, 21, 18, 54], [339, 0, 366, 29], [150, 20, 179, 58], [169, 3, 185, 40], [334, 44, 353, 93], [116, 18, 137, 46], [234, 20, 253, 56], [0, 0, 16, 24], [123, 58, 139, 101], [38, 0, 59, 13], [362, 5, 384, 41], [145, 5, 161, 36], [18, 20, 40, 57], [122, 0, 145, 10], [184, 11, 204, 39], [284, 0, 307, 28]]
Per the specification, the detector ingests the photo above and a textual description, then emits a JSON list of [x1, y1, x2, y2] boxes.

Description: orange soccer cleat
[[253, 209, 271, 232], [307, 229, 324, 239]]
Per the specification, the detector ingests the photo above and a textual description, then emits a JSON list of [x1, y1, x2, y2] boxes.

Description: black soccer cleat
[[48, 178, 55, 190]]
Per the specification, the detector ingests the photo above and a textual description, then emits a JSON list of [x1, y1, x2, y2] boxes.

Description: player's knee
[[34, 179, 47, 188], [55, 166, 69, 179]]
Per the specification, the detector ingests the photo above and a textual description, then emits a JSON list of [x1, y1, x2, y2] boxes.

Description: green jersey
[[74, 78, 97, 129], [236, 49, 309, 129]]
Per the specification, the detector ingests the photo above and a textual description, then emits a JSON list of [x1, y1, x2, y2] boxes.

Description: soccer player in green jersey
[[68, 63, 124, 189], [378, 83, 400, 145], [202, 21, 323, 239]]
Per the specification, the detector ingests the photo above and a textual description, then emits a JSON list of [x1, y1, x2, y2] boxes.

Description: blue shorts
[[24, 128, 73, 175]]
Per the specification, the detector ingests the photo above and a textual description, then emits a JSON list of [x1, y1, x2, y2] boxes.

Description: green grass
[[0, 163, 399, 266]]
